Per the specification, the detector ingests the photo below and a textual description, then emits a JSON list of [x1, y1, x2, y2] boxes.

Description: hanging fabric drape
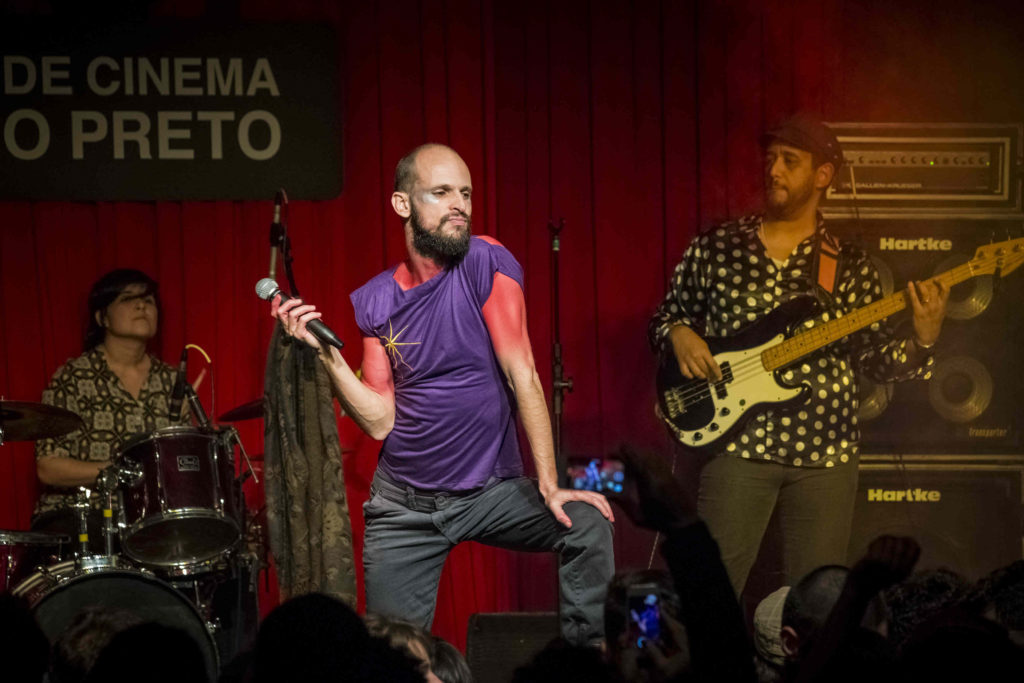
[[263, 325, 356, 605]]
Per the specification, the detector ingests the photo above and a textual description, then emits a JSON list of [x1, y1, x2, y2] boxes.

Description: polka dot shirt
[[649, 215, 934, 468]]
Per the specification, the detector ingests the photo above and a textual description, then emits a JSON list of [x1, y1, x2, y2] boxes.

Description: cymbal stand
[[549, 219, 574, 485], [73, 487, 92, 559], [102, 488, 116, 557], [226, 426, 259, 485], [95, 468, 120, 557]]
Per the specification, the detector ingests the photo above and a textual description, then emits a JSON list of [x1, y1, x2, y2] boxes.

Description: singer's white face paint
[[419, 191, 441, 205]]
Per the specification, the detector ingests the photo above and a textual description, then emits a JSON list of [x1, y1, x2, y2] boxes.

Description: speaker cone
[[928, 355, 993, 423], [857, 375, 894, 422], [932, 253, 993, 321]]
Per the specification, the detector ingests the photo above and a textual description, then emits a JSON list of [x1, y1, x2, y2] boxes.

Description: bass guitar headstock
[[970, 237, 1024, 279]]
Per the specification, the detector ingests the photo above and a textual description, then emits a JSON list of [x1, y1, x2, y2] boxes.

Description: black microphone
[[168, 347, 188, 420], [255, 278, 345, 350], [185, 384, 211, 428]]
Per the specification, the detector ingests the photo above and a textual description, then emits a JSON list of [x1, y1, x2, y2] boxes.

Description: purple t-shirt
[[350, 237, 525, 491]]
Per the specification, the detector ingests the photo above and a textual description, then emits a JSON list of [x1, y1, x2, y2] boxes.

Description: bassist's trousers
[[696, 454, 859, 597]]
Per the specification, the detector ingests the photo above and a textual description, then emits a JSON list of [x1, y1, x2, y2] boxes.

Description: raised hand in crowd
[[614, 608, 691, 683], [848, 535, 921, 597], [613, 446, 697, 532], [791, 536, 920, 683], [609, 446, 755, 683]]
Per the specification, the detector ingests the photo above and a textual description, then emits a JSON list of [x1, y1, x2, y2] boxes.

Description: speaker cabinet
[[466, 612, 559, 683], [828, 219, 1024, 454], [848, 455, 1024, 579]]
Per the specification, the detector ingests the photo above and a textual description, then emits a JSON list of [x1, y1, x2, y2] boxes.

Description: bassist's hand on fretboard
[[906, 279, 950, 348]]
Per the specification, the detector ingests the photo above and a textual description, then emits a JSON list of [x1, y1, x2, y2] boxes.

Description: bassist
[[647, 116, 949, 597]]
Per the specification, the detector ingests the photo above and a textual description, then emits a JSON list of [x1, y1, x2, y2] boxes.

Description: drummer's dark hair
[[83, 269, 160, 351]]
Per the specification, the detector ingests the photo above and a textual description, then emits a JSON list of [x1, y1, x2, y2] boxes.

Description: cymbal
[[218, 398, 264, 423], [0, 401, 84, 443], [217, 397, 350, 423]]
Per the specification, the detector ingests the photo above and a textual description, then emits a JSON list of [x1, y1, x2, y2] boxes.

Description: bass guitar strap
[[813, 231, 843, 299]]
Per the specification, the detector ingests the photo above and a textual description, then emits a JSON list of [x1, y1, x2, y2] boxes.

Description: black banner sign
[[1, 21, 341, 200]]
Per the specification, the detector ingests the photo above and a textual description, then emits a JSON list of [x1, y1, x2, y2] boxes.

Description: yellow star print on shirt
[[379, 319, 421, 371]]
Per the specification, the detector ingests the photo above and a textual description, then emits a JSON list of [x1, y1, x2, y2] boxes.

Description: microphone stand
[[268, 189, 301, 296], [549, 219, 573, 486]]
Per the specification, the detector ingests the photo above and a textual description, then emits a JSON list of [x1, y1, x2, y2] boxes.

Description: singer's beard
[[410, 205, 472, 269]]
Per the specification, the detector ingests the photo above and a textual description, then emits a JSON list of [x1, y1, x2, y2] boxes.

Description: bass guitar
[[656, 237, 1024, 450]]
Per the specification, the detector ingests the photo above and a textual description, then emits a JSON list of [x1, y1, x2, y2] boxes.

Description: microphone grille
[[255, 278, 280, 301]]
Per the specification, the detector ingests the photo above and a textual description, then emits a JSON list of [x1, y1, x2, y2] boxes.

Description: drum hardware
[[245, 506, 273, 592], [71, 487, 93, 559], [70, 484, 123, 565], [0, 400, 84, 446], [30, 563, 61, 588], [224, 426, 260, 485], [96, 471, 119, 558]]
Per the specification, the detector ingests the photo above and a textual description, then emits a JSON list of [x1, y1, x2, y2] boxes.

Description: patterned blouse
[[649, 214, 933, 468], [34, 347, 185, 515]]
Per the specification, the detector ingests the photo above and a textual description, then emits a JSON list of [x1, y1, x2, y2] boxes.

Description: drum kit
[[0, 397, 269, 678]]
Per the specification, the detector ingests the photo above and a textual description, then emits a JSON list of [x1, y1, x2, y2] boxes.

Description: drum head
[[29, 567, 218, 681], [118, 424, 209, 451], [124, 515, 239, 567]]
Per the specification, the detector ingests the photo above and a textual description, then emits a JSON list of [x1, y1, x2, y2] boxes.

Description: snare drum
[[0, 529, 68, 592], [12, 560, 218, 681], [118, 427, 240, 568]]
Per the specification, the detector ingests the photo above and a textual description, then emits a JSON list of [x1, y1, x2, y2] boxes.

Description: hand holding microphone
[[256, 278, 344, 350]]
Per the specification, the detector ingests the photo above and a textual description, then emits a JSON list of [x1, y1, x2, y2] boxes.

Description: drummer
[[32, 269, 191, 541]]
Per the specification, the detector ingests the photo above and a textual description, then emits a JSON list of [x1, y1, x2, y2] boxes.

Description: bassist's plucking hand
[[669, 324, 723, 381]]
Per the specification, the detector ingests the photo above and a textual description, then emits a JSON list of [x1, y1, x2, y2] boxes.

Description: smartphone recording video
[[566, 457, 626, 495], [627, 583, 662, 648]]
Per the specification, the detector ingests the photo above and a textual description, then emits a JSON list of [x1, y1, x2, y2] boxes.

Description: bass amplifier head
[[829, 219, 1024, 454]]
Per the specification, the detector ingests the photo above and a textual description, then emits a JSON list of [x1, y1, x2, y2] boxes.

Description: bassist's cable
[[646, 437, 681, 570]]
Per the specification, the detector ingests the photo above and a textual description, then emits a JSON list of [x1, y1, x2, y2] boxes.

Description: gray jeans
[[697, 455, 859, 596], [363, 471, 614, 645]]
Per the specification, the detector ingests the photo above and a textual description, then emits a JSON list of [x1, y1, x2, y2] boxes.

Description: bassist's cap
[[762, 115, 844, 172]]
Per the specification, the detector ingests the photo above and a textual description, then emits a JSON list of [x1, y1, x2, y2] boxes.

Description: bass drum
[[13, 561, 218, 681]]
